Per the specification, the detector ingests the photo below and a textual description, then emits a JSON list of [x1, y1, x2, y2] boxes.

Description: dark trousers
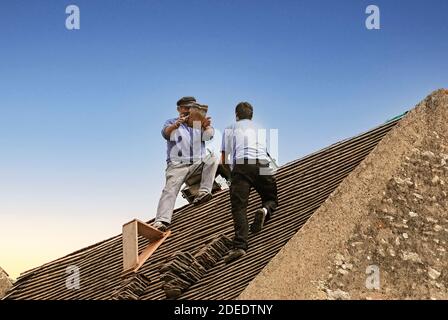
[[229, 163, 278, 250]]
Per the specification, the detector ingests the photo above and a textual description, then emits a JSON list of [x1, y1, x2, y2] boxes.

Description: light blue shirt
[[221, 119, 269, 165], [162, 118, 208, 164]]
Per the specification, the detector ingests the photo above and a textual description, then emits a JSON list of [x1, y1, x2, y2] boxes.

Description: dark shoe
[[224, 249, 246, 264], [152, 221, 169, 232], [164, 287, 182, 299], [192, 191, 212, 206], [250, 208, 267, 234]]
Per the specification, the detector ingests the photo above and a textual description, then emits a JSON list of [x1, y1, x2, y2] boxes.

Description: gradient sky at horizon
[[1, 0, 448, 279]]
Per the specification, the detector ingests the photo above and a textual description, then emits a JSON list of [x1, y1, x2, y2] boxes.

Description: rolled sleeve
[[161, 118, 176, 140]]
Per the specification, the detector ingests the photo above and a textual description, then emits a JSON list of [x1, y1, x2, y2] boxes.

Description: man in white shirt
[[152, 96, 219, 231], [221, 102, 278, 263]]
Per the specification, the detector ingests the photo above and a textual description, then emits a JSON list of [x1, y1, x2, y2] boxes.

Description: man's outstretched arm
[[162, 116, 187, 140]]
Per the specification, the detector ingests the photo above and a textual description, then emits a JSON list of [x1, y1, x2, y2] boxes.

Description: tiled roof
[[4, 118, 401, 300]]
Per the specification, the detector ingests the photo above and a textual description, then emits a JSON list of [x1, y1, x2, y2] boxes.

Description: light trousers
[[155, 153, 219, 224]]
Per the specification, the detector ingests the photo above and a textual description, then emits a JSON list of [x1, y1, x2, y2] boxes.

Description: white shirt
[[221, 119, 269, 165]]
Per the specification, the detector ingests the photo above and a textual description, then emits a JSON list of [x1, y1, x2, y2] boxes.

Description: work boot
[[250, 208, 267, 234], [152, 221, 169, 232], [224, 248, 246, 264], [192, 191, 212, 206]]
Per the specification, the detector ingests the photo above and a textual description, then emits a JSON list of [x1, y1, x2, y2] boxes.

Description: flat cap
[[177, 96, 196, 107]]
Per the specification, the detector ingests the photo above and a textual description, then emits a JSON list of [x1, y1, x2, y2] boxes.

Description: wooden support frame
[[122, 219, 171, 274]]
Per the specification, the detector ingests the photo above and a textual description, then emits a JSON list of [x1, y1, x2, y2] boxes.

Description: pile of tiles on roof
[[110, 273, 152, 300], [159, 235, 232, 299]]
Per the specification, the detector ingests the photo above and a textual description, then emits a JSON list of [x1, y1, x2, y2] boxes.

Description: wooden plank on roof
[[133, 230, 171, 272], [122, 221, 139, 271], [122, 219, 170, 274], [136, 219, 165, 242]]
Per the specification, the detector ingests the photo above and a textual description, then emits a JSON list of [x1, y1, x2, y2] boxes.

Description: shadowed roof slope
[[4, 117, 401, 300]]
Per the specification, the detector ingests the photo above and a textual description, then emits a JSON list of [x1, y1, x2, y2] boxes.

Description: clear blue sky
[[1, 0, 447, 278]]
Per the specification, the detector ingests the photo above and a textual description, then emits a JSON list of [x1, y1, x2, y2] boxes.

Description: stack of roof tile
[[110, 273, 151, 300], [159, 235, 232, 298]]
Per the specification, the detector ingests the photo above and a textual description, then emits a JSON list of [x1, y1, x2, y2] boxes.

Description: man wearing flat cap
[[152, 96, 219, 231]]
